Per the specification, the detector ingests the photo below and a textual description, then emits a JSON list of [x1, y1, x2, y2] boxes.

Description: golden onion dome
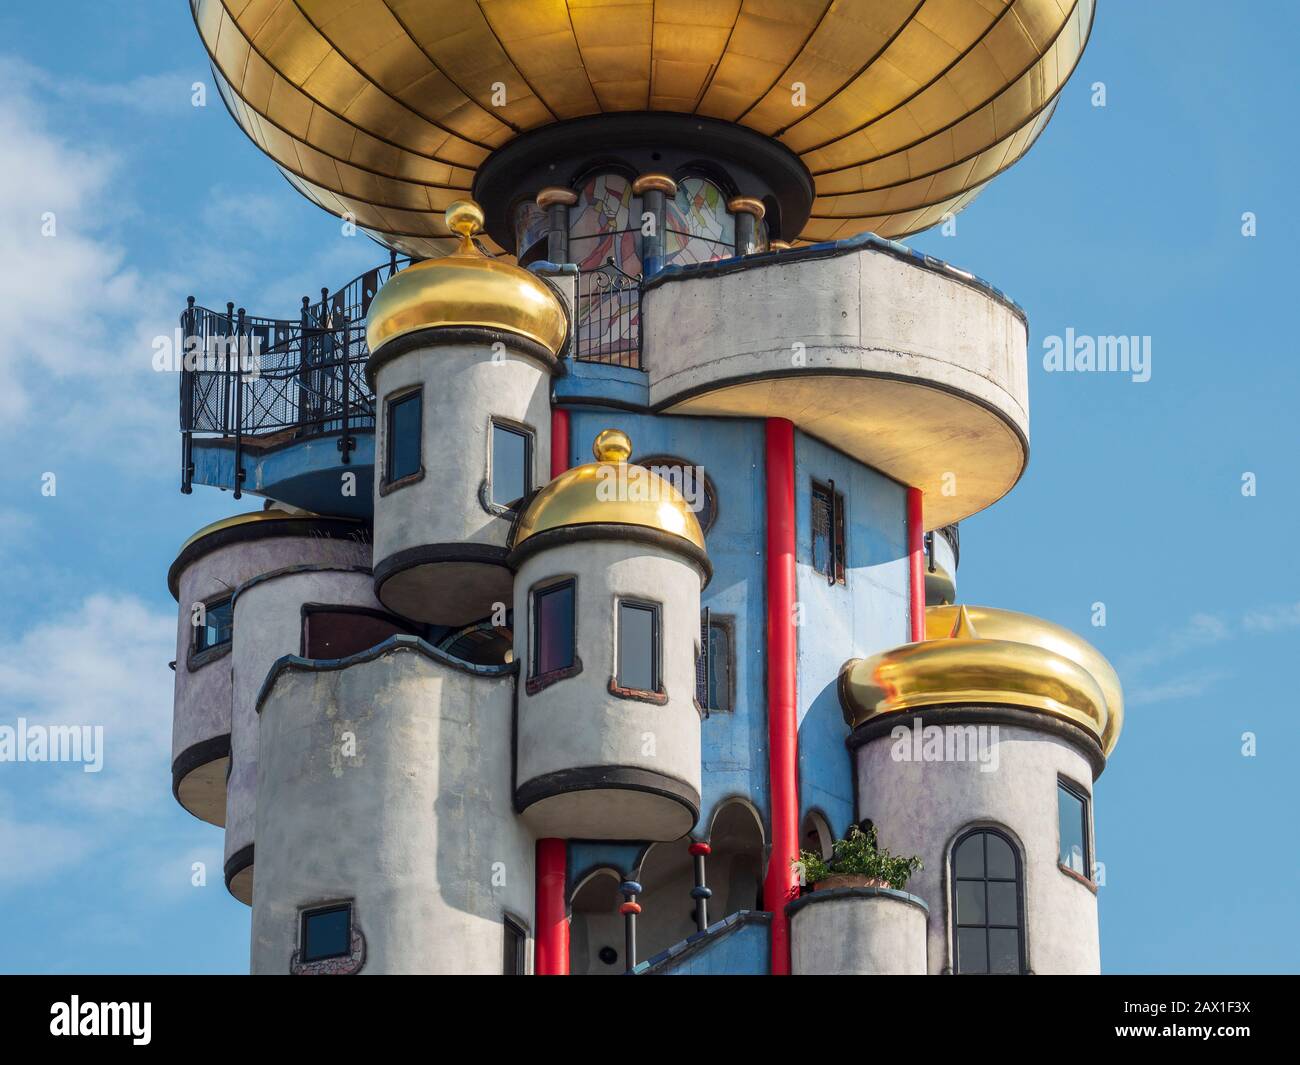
[[512, 429, 705, 553], [192, 0, 1094, 257], [840, 604, 1123, 757], [365, 200, 567, 358]]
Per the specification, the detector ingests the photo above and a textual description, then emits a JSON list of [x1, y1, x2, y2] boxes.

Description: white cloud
[[1127, 670, 1227, 708], [0, 815, 94, 888], [1242, 602, 1300, 633]]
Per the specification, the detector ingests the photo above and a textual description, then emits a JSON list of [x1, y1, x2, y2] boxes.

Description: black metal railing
[[575, 258, 642, 369], [179, 253, 412, 495]]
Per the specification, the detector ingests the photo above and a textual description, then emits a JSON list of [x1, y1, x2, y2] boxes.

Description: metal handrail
[[574, 257, 642, 369]]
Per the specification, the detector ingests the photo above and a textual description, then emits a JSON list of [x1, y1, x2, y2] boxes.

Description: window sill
[[608, 678, 668, 705], [1057, 862, 1098, 894], [525, 657, 583, 696], [187, 643, 231, 672], [378, 467, 425, 497]]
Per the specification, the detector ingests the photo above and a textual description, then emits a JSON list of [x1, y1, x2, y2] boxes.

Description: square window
[[532, 580, 575, 677], [194, 597, 233, 654], [491, 422, 532, 509], [1058, 780, 1091, 876], [385, 390, 422, 484], [617, 601, 659, 692], [301, 903, 352, 963]]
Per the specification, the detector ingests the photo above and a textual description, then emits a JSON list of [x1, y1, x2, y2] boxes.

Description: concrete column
[[632, 173, 677, 276], [536, 187, 577, 264], [728, 196, 767, 256]]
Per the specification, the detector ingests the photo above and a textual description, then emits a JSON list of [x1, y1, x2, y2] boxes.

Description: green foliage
[[792, 824, 922, 890]]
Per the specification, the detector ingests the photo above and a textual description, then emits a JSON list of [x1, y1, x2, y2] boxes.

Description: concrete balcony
[[642, 235, 1029, 528]]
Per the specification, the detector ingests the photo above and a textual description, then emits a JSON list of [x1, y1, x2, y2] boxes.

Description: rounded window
[[634, 454, 717, 533], [664, 176, 735, 266]]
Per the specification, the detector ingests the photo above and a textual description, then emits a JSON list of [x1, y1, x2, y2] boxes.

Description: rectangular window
[[532, 580, 575, 677], [303, 607, 412, 660], [491, 420, 532, 509], [194, 597, 233, 654], [385, 389, 422, 484], [503, 916, 527, 975], [696, 609, 733, 712], [811, 480, 846, 584], [1058, 779, 1091, 877], [301, 903, 352, 962], [618, 601, 659, 693]]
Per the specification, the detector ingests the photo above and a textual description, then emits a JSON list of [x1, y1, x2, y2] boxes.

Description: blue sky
[[0, 2, 1296, 974]]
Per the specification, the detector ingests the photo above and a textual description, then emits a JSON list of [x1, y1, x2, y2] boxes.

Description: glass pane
[[303, 907, 350, 961], [503, 921, 524, 975], [707, 623, 730, 711], [987, 880, 1018, 926], [197, 599, 232, 651], [492, 423, 530, 507], [988, 928, 1021, 974], [387, 392, 421, 482], [985, 833, 1016, 879], [955, 881, 986, 926], [534, 583, 574, 675], [666, 177, 735, 246], [618, 603, 656, 691], [956, 928, 987, 975], [954, 834, 984, 878], [1058, 784, 1088, 873], [305, 611, 408, 659], [811, 485, 832, 575]]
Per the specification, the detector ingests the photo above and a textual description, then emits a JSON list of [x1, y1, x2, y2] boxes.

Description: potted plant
[[793, 824, 922, 892]]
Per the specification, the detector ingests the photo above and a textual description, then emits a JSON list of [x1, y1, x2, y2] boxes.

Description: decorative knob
[[593, 428, 632, 464], [445, 199, 485, 240]]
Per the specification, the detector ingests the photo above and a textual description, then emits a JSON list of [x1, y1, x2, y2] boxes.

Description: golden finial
[[947, 604, 979, 640], [592, 429, 632, 463], [445, 199, 485, 251]]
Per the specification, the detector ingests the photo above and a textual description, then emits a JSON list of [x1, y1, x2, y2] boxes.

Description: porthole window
[[635, 455, 716, 533], [951, 829, 1026, 975]]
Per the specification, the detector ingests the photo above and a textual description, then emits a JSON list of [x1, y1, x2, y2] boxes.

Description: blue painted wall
[[794, 431, 908, 839]]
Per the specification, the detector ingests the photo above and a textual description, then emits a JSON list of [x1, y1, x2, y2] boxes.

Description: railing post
[[233, 307, 245, 500], [690, 842, 712, 932], [338, 312, 352, 464], [180, 296, 196, 494], [619, 880, 642, 973]]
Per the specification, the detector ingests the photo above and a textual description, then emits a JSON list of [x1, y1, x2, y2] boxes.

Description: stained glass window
[[664, 176, 735, 267], [570, 173, 643, 363], [514, 201, 550, 263]]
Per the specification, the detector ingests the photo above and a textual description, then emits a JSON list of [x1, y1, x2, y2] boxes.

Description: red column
[[550, 407, 570, 479], [534, 838, 569, 975], [907, 487, 925, 642], [762, 418, 799, 975]]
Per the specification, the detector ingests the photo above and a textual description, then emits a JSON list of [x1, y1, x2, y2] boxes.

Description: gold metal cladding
[[768, 240, 793, 252], [667, 376, 1024, 530], [727, 196, 765, 220], [839, 604, 1123, 756], [535, 186, 579, 208], [513, 430, 705, 552], [925, 559, 956, 607], [632, 173, 678, 196], [176, 509, 318, 559], [364, 199, 567, 356], [191, 0, 1094, 255]]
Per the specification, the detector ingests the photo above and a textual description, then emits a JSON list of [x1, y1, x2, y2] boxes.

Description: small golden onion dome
[[924, 559, 956, 606], [364, 199, 567, 358], [840, 604, 1123, 757], [512, 429, 705, 552]]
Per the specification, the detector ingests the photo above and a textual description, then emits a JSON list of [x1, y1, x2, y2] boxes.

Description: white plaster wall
[[513, 540, 703, 839], [791, 893, 928, 975], [855, 722, 1100, 974], [225, 565, 377, 877], [251, 647, 532, 974], [371, 343, 550, 563], [644, 246, 1028, 434]]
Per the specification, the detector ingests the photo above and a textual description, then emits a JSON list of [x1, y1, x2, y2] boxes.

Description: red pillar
[[550, 407, 570, 479], [762, 418, 798, 975], [534, 838, 569, 975], [907, 487, 925, 642]]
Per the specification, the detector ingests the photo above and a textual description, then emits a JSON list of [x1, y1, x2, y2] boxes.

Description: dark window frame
[[298, 603, 418, 659], [503, 915, 528, 975], [300, 901, 353, 963], [1057, 776, 1094, 883], [485, 416, 535, 515], [811, 479, 846, 585], [951, 827, 1027, 976], [697, 610, 735, 713], [634, 454, 718, 534], [381, 385, 424, 493], [612, 598, 663, 702], [528, 577, 580, 694], [188, 593, 234, 670]]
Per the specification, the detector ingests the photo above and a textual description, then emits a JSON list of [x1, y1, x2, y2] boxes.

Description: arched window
[[664, 176, 735, 266], [951, 828, 1026, 975], [568, 172, 643, 276]]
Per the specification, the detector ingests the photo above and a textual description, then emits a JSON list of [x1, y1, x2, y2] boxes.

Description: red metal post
[[907, 487, 925, 642], [550, 407, 570, 479], [762, 418, 799, 975], [534, 838, 569, 975]]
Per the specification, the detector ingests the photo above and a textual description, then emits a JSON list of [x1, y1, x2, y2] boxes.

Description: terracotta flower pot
[[813, 873, 890, 891]]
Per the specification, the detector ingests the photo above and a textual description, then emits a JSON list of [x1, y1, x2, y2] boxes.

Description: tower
[[173, 0, 1117, 975]]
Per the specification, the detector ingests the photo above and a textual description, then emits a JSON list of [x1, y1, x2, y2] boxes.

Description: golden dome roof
[[192, 0, 1094, 257], [365, 200, 567, 357], [840, 604, 1123, 757], [512, 429, 706, 553]]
